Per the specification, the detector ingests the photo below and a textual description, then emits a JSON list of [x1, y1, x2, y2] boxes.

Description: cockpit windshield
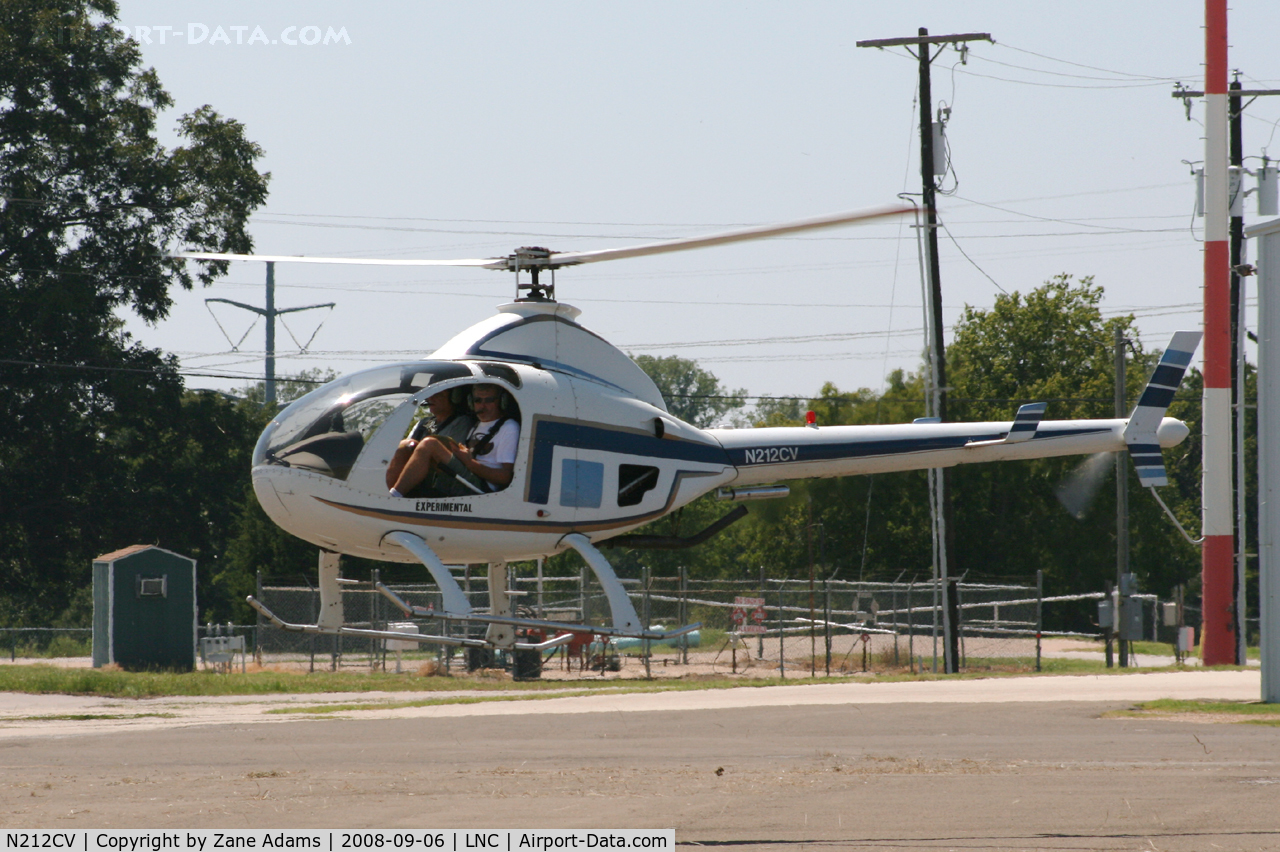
[[252, 361, 473, 478]]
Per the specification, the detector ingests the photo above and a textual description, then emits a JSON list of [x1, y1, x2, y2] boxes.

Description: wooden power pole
[[857, 28, 991, 673]]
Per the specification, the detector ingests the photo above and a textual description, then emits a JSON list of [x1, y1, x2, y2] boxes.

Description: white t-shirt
[[468, 418, 519, 469]]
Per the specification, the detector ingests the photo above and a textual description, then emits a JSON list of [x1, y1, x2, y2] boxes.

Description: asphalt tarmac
[[2, 671, 1277, 851]]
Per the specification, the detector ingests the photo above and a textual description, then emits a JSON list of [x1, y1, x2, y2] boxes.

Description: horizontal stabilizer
[[965, 402, 1046, 448], [1005, 402, 1047, 443]]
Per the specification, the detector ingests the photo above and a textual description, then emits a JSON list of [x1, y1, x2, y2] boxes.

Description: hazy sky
[[114, 1, 1280, 405]]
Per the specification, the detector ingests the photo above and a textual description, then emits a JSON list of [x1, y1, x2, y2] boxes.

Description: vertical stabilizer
[[1123, 331, 1203, 486]]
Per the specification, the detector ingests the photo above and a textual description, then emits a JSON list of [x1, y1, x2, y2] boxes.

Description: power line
[[953, 66, 1173, 90], [994, 42, 1191, 81]]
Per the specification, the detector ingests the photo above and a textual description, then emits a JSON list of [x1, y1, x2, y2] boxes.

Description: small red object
[[805, 410, 817, 426]]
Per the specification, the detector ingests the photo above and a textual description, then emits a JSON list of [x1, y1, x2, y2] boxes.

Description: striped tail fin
[[1122, 331, 1202, 487]]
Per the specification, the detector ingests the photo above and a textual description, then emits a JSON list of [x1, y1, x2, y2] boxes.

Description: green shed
[[92, 545, 197, 671]]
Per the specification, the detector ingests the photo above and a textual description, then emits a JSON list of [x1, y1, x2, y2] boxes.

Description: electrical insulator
[[1259, 162, 1279, 216], [1194, 167, 1204, 217]]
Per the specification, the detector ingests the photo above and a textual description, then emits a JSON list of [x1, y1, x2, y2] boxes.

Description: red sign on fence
[[733, 596, 767, 634]]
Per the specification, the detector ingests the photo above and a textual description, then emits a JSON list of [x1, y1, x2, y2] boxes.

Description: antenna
[[205, 261, 335, 406]]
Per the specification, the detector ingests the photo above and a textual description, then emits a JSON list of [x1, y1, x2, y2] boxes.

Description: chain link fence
[[0, 627, 92, 659], [250, 566, 1112, 677], [0, 569, 1125, 674]]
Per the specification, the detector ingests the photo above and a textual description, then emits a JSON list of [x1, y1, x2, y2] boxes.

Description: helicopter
[[179, 205, 1201, 655]]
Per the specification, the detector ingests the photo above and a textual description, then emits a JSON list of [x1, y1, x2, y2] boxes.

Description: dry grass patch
[[1105, 699, 1280, 725]]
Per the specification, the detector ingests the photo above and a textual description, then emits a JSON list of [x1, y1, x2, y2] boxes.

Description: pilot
[[389, 383, 519, 497], [385, 389, 476, 496]]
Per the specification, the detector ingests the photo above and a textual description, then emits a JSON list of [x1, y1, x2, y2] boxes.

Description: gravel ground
[[1, 670, 1275, 851]]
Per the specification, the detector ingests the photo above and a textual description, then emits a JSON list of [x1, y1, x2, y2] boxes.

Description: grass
[[0, 665, 556, 698], [1105, 699, 1280, 725], [0, 652, 1246, 700]]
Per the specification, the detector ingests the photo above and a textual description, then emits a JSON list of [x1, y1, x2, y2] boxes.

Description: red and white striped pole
[[1201, 0, 1236, 665]]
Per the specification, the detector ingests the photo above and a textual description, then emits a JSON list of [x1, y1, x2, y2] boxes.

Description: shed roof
[[94, 544, 193, 565]]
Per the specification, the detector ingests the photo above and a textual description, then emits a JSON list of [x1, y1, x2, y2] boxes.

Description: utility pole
[[1116, 327, 1130, 667], [1230, 75, 1246, 666], [1200, 0, 1235, 668], [1173, 38, 1280, 667], [857, 28, 991, 673], [207, 261, 335, 407]]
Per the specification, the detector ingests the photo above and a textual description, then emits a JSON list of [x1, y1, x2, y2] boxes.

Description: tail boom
[[713, 417, 1186, 487]]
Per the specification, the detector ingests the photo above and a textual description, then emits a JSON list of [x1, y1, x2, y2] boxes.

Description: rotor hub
[[511, 246, 557, 301]]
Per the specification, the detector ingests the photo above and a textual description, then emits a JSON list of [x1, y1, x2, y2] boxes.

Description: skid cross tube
[[376, 583, 700, 642], [247, 595, 488, 648]]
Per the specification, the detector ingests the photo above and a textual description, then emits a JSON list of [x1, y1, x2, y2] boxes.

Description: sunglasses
[[473, 395, 500, 405]]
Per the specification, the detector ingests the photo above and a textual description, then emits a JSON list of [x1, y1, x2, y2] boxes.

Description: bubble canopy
[[252, 361, 472, 478]]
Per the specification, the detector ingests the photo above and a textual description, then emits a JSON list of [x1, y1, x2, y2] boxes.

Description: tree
[[0, 0, 269, 619], [631, 354, 746, 427], [945, 275, 1200, 626]]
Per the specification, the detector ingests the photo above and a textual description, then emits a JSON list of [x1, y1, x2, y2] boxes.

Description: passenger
[[385, 389, 476, 497], [389, 384, 520, 497]]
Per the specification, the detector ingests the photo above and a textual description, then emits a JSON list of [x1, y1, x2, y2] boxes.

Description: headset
[[466, 384, 512, 414], [410, 386, 475, 440]]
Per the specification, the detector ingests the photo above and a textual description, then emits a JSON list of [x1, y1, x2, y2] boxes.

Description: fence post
[[535, 557, 543, 619], [679, 565, 689, 665], [254, 569, 263, 663], [931, 575, 939, 674], [758, 566, 766, 659], [642, 565, 651, 680], [371, 568, 380, 671], [892, 586, 899, 667], [308, 575, 317, 674], [1036, 570, 1043, 673], [824, 580, 832, 676], [907, 581, 915, 673], [777, 581, 785, 680]]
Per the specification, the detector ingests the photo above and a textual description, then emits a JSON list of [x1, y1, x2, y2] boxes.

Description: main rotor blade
[[174, 251, 506, 268], [544, 204, 914, 267], [174, 204, 914, 271]]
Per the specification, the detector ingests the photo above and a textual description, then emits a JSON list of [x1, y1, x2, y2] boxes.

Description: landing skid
[[375, 583, 701, 643], [247, 595, 573, 651], [251, 535, 700, 656]]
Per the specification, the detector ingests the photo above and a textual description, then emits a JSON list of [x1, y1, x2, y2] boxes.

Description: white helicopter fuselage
[[252, 300, 736, 565], [251, 300, 1191, 568]]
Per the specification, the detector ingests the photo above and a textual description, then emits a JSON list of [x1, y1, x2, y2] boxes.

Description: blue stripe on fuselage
[[726, 425, 1111, 468]]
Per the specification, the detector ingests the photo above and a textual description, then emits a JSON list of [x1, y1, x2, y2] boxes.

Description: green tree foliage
[[944, 276, 1200, 626], [0, 0, 269, 620], [632, 354, 746, 427]]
